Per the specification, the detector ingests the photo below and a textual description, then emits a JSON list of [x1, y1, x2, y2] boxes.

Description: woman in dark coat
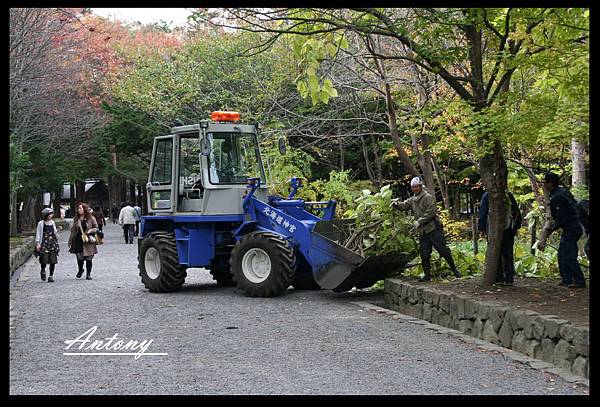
[[68, 203, 99, 280], [93, 206, 106, 232]]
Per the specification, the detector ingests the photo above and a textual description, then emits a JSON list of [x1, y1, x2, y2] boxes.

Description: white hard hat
[[410, 177, 422, 187]]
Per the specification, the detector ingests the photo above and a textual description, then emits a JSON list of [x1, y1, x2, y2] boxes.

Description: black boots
[[452, 268, 462, 278], [40, 269, 46, 281], [418, 269, 432, 282], [85, 261, 92, 280], [76, 269, 84, 278]]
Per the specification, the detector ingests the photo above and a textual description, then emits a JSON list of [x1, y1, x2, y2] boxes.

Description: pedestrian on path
[[133, 204, 142, 236], [538, 172, 586, 288], [478, 189, 523, 286], [93, 206, 106, 232], [111, 205, 119, 224], [35, 207, 61, 282], [68, 203, 99, 280], [392, 176, 461, 282], [119, 201, 137, 244]]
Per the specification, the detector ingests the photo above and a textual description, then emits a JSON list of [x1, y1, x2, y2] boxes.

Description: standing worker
[[478, 189, 522, 286], [538, 172, 586, 288], [392, 177, 461, 282], [118, 201, 137, 244]]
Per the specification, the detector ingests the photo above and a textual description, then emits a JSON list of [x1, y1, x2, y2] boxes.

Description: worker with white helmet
[[392, 176, 461, 282]]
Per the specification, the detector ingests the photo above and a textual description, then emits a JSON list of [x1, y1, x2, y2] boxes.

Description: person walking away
[[68, 203, 99, 280], [538, 172, 586, 288], [119, 202, 137, 244], [36, 208, 61, 282], [133, 204, 142, 236], [392, 177, 461, 282], [478, 190, 522, 286], [111, 205, 119, 224], [577, 199, 589, 260], [93, 206, 106, 232]]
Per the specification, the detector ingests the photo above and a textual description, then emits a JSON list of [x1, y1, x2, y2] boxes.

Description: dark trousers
[[135, 221, 140, 236], [558, 226, 585, 285], [123, 224, 134, 243], [419, 228, 457, 275], [496, 229, 516, 283], [98, 223, 103, 232]]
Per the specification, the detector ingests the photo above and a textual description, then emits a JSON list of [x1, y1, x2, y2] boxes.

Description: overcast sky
[[91, 8, 195, 28]]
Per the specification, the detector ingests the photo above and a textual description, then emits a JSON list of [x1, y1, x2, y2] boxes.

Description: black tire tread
[[230, 232, 296, 297], [138, 232, 187, 292]]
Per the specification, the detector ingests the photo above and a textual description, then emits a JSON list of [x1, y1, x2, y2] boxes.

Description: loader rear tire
[[209, 255, 235, 286], [138, 232, 187, 292], [230, 232, 296, 297]]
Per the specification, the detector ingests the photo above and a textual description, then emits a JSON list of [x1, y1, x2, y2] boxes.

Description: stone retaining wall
[[9, 236, 35, 279], [384, 278, 589, 379]]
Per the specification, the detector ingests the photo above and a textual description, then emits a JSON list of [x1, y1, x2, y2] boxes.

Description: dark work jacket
[[549, 187, 581, 233], [478, 191, 522, 233]]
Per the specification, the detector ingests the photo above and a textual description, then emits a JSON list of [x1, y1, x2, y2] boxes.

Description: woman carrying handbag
[[68, 203, 99, 280]]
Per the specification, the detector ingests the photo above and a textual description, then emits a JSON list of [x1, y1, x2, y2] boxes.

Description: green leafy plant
[[342, 185, 418, 257]]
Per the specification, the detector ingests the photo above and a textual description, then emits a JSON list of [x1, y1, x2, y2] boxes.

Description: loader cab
[[147, 112, 269, 215]]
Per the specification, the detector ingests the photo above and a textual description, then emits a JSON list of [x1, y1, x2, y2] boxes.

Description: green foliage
[[343, 185, 418, 257], [291, 34, 345, 105]]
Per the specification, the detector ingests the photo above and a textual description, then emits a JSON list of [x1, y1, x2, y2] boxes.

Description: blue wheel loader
[[138, 111, 416, 297]]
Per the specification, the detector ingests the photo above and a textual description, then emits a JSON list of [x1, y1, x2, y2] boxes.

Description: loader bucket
[[309, 219, 417, 291]]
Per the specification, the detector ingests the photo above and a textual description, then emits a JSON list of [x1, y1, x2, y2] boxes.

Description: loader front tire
[[138, 232, 187, 292], [230, 232, 296, 297]]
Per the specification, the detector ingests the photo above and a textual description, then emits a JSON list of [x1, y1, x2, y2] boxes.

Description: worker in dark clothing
[[577, 199, 589, 260], [539, 172, 586, 288], [392, 176, 461, 282], [478, 190, 522, 286]]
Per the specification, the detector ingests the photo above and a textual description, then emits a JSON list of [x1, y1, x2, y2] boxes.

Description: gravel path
[[9, 223, 588, 395]]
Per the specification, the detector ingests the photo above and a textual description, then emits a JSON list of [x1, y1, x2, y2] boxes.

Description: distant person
[[133, 204, 142, 236], [35, 208, 60, 282], [118, 202, 137, 244], [68, 203, 99, 280], [111, 205, 119, 224], [538, 172, 585, 288], [392, 176, 461, 281], [478, 190, 522, 286], [93, 206, 106, 232]]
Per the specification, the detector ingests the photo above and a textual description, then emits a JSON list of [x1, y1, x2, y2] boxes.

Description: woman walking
[[68, 203, 99, 280], [36, 208, 60, 282], [93, 206, 106, 232]]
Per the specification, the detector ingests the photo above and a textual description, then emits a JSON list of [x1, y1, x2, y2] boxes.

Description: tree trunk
[[10, 188, 19, 236], [360, 135, 376, 185], [75, 180, 85, 204], [432, 155, 451, 210], [479, 139, 509, 286], [452, 185, 461, 220], [337, 129, 344, 171], [129, 179, 136, 204], [69, 183, 76, 214], [371, 135, 383, 186], [373, 57, 421, 180], [20, 194, 37, 232], [571, 137, 587, 188], [53, 188, 62, 217]]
